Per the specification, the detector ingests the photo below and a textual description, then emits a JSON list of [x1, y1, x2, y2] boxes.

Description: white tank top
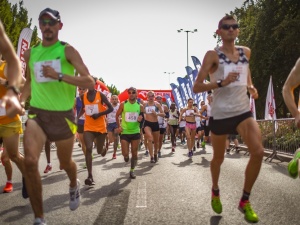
[[107, 104, 119, 124], [210, 47, 250, 119]]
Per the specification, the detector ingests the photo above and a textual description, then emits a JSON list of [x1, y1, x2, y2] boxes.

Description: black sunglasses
[[128, 91, 136, 94], [39, 19, 59, 26], [220, 24, 239, 30]]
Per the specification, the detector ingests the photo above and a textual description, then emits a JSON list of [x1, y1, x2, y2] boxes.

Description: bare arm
[[243, 46, 258, 99], [283, 58, 300, 127]]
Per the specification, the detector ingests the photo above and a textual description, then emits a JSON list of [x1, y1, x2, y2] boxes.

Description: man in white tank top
[[193, 15, 263, 223]]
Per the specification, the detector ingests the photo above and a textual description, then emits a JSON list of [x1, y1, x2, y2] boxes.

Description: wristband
[[7, 86, 20, 95]]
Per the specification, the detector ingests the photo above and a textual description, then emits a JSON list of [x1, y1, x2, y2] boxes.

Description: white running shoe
[[69, 179, 81, 211]]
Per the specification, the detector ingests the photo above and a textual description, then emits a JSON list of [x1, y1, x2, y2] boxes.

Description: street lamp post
[[164, 72, 175, 88], [177, 29, 197, 67]]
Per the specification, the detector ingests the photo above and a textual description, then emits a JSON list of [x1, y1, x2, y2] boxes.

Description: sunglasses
[[220, 24, 239, 30], [39, 19, 59, 26], [78, 88, 86, 91], [128, 91, 136, 94]]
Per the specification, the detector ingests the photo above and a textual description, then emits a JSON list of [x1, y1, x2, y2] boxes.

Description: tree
[[229, 0, 300, 118]]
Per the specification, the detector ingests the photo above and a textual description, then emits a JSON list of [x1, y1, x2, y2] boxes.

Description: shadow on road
[[210, 215, 222, 225]]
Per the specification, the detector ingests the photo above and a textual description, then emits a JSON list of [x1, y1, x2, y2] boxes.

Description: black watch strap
[[217, 79, 223, 88], [58, 73, 64, 82]]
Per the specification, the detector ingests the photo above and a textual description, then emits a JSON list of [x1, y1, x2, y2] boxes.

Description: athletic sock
[[212, 188, 220, 196], [241, 190, 250, 202]]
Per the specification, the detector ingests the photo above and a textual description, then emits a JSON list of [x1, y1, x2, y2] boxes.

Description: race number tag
[[145, 106, 156, 114], [0, 100, 6, 116], [224, 64, 248, 87], [125, 112, 138, 122], [186, 109, 194, 116], [33, 60, 61, 83], [85, 104, 99, 116]]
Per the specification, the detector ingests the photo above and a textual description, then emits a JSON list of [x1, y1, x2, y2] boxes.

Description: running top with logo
[[75, 97, 85, 125], [157, 105, 167, 128], [168, 109, 179, 126], [0, 61, 20, 125], [121, 101, 140, 134], [210, 47, 250, 119], [28, 41, 76, 111], [107, 104, 120, 124], [83, 91, 107, 133]]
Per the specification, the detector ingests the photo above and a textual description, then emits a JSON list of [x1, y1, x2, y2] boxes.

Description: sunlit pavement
[[0, 139, 299, 225]]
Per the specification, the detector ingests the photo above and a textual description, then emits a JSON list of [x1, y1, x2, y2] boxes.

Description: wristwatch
[[217, 79, 223, 88], [58, 73, 64, 82]]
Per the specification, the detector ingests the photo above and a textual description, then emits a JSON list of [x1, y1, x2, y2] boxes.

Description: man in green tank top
[[115, 87, 144, 179], [19, 8, 95, 225]]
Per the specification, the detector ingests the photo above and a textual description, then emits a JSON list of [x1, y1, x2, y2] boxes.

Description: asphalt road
[[0, 138, 299, 225]]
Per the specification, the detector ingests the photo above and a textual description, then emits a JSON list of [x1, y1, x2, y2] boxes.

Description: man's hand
[[42, 65, 58, 80], [91, 113, 100, 120], [248, 85, 259, 99], [0, 90, 25, 117]]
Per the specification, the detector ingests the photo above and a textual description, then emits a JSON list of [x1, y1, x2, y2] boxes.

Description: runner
[[143, 91, 165, 163], [20, 8, 95, 224], [106, 95, 120, 159], [156, 95, 169, 158], [178, 108, 186, 145], [193, 15, 263, 223], [80, 85, 113, 185], [179, 98, 198, 158], [115, 87, 144, 178], [168, 102, 179, 152]]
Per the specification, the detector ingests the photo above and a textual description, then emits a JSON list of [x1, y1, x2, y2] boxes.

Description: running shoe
[[197, 142, 200, 148], [3, 182, 13, 193], [238, 200, 259, 223], [226, 149, 230, 154], [172, 147, 175, 152], [69, 179, 81, 211], [22, 177, 29, 199], [112, 153, 117, 159], [84, 177, 95, 186], [150, 157, 155, 163], [144, 150, 149, 156], [158, 151, 162, 158], [211, 193, 222, 214], [188, 151, 193, 158], [130, 171, 136, 179], [288, 148, 300, 178], [193, 146, 196, 152], [44, 165, 52, 174], [201, 141, 206, 148], [33, 218, 47, 225]]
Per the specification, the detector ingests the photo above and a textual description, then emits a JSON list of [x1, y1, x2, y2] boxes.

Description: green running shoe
[[288, 149, 300, 179], [238, 200, 259, 223], [211, 194, 222, 214], [201, 141, 206, 147]]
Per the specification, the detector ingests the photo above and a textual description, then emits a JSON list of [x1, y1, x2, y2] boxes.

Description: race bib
[[224, 64, 248, 87], [0, 100, 6, 116], [85, 104, 99, 116], [125, 112, 139, 122], [186, 109, 194, 116], [33, 59, 61, 83], [145, 106, 156, 114]]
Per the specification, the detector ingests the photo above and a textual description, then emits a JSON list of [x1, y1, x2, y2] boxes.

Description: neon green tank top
[[121, 100, 140, 134], [29, 41, 75, 111]]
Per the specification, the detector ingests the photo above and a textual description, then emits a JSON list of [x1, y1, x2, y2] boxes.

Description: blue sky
[[10, 0, 243, 91]]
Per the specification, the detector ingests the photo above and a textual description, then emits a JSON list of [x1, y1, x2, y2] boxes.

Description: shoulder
[[237, 45, 251, 59]]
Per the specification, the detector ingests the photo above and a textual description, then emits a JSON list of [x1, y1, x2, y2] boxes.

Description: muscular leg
[[4, 133, 24, 174], [237, 118, 264, 193], [144, 127, 154, 158], [1, 148, 12, 181], [23, 120, 47, 219], [78, 133, 86, 156], [83, 131, 95, 179], [121, 138, 130, 161], [185, 126, 192, 151], [210, 133, 227, 190]]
